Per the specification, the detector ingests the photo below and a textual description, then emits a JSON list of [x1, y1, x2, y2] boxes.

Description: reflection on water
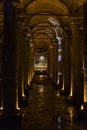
[[68, 106, 74, 125], [39, 85, 44, 93], [1, 76, 87, 130], [57, 116, 62, 129]]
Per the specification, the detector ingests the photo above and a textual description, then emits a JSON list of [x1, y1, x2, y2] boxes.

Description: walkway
[[1, 75, 87, 130]]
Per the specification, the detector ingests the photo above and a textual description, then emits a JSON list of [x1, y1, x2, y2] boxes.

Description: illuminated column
[[70, 18, 83, 104], [16, 27, 22, 107], [53, 43, 58, 84], [57, 38, 63, 86], [3, 0, 21, 119], [24, 36, 29, 92], [83, 3, 87, 106], [62, 28, 71, 95], [48, 45, 54, 80], [28, 41, 34, 85], [16, 12, 28, 101], [0, 29, 3, 110], [16, 26, 27, 105]]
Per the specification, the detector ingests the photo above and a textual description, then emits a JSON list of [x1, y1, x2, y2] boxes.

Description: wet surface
[[21, 75, 87, 130], [0, 75, 87, 130]]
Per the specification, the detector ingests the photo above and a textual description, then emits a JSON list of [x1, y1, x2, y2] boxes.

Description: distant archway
[[34, 48, 48, 74]]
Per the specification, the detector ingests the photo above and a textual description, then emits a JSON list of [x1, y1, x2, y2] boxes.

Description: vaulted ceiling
[[0, 0, 86, 51]]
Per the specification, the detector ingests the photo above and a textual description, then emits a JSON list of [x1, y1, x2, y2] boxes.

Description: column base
[[56, 83, 62, 91], [66, 96, 82, 106], [24, 84, 32, 97], [60, 90, 69, 96], [20, 96, 28, 106], [66, 96, 74, 105], [0, 109, 22, 127], [76, 103, 87, 125]]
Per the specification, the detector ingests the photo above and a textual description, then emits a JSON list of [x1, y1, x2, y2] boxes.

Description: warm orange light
[[22, 78, 25, 97], [50, 45, 53, 49], [40, 75, 43, 80], [56, 91, 60, 96], [84, 81, 87, 102], [39, 86, 44, 93], [57, 75, 59, 84], [0, 107, 3, 110], [16, 85, 20, 110], [70, 73, 73, 97], [68, 107, 73, 124], [61, 76, 64, 90], [80, 104, 84, 110]]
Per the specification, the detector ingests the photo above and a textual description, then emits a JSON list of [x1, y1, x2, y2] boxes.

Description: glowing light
[[84, 81, 87, 102], [39, 86, 44, 93], [17, 107, 21, 110], [58, 48, 62, 52], [0, 95, 3, 111], [70, 73, 73, 97], [58, 72, 62, 76], [16, 85, 20, 110], [40, 56, 45, 61], [57, 76, 59, 84], [58, 55, 62, 61], [68, 107, 73, 124], [56, 91, 60, 96], [58, 39, 62, 45], [40, 75, 43, 80], [28, 73, 31, 85], [50, 45, 53, 49], [22, 77, 25, 97], [0, 107, 3, 110], [80, 104, 84, 110], [70, 85, 73, 97], [62, 78, 64, 90]]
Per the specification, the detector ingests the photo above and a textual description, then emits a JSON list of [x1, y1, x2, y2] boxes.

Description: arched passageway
[[0, 0, 87, 129]]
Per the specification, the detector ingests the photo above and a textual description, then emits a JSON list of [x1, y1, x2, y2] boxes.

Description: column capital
[[68, 17, 83, 30]]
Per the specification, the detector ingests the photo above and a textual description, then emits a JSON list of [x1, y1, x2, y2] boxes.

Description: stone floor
[[1, 75, 87, 130]]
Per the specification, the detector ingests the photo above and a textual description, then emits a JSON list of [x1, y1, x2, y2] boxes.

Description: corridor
[[1, 0, 87, 129], [18, 75, 86, 130]]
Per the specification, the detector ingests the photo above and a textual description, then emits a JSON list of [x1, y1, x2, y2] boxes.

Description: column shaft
[[3, 0, 17, 115], [71, 20, 83, 104]]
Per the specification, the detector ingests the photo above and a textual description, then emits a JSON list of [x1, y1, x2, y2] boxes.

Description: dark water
[[21, 75, 87, 130], [0, 75, 87, 130]]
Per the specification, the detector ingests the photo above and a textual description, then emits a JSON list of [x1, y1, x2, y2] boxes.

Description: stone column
[[70, 18, 83, 104], [2, 1, 22, 125], [3, 0, 17, 115], [53, 43, 58, 84], [16, 11, 28, 103], [0, 26, 3, 110], [57, 38, 63, 88], [83, 2, 87, 105], [48, 46, 54, 81], [24, 37, 29, 91], [62, 28, 71, 95], [16, 26, 26, 106], [28, 41, 34, 85]]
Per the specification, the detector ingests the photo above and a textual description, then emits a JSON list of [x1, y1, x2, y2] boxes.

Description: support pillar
[[62, 28, 71, 95], [53, 43, 58, 84], [48, 46, 54, 81], [70, 18, 83, 104], [28, 41, 34, 85], [1, 0, 21, 126], [48, 45, 54, 81]]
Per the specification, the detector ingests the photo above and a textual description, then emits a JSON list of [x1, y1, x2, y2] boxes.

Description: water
[[0, 75, 87, 130], [21, 75, 87, 130]]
